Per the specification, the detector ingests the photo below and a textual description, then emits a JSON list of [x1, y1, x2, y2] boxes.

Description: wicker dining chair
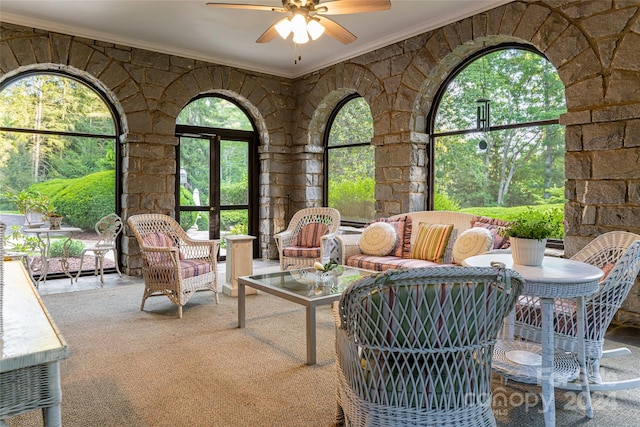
[[75, 213, 123, 283], [128, 214, 219, 318], [513, 231, 640, 389], [273, 207, 340, 270], [334, 265, 524, 427]]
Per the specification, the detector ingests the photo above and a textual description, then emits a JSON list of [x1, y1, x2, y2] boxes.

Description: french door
[[176, 128, 259, 260]]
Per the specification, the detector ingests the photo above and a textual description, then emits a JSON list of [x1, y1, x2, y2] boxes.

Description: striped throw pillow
[[294, 222, 330, 248], [410, 223, 454, 263]]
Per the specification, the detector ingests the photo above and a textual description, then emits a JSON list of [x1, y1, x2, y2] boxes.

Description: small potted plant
[[500, 208, 557, 266], [45, 209, 63, 230]]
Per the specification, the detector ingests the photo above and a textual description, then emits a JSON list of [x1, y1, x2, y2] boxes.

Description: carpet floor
[[5, 282, 640, 426]]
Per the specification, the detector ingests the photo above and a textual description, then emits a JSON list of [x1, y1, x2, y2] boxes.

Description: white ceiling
[[1, 0, 511, 78]]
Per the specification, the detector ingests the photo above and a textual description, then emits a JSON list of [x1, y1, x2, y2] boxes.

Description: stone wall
[[2, 0, 640, 323]]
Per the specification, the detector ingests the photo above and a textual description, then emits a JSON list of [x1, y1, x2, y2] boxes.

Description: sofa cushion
[[345, 254, 440, 271], [410, 223, 454, 263], [282, 246, 322, 258], [359, 222, 397, 256], [294, 222, 329, 248], [452, 227, 493, 264], [373, 216, 412, 258], [471, 215, 511, 249]]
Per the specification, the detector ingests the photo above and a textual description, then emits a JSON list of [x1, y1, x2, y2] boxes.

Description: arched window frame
[[426, 42, 565, 248], [322, 93, 374, 226], [0, 69, 122, 213]]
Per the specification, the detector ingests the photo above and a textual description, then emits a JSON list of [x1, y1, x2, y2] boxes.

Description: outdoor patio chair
[[75, 213, 123, 283], [273, 207, 340, 270], [334, 265, 524, 427], [127, 214, 219, 318], [513, 231, 640, 390]]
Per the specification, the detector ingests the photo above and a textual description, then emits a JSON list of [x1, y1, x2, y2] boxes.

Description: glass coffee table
[[238, 266, 375, 365]]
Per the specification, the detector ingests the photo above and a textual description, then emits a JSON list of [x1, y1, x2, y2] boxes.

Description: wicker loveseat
[[337, 211, 507, 271]]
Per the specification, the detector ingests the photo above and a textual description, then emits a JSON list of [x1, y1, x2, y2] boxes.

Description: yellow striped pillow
[[410, 223, 454, 263]]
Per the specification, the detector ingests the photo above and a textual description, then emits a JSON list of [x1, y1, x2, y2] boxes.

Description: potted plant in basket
[[500, 208, 557, 266]]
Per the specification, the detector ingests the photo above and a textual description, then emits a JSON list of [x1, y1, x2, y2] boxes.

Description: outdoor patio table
[[23, 226, 81, 286], [463, 253, 602, 427]]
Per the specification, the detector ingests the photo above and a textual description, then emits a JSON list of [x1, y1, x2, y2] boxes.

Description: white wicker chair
[[513, 231, 640, 389], [334, 265, 524, 426], [273, 207, 340, 270], [75, 213, 123, 283], [128, 214, 219, 318]]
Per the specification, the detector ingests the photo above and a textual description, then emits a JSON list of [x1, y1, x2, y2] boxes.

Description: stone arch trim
[[305, 63, 389, 149], [407, 2, 604, 136], [156, 68, 280, 149]]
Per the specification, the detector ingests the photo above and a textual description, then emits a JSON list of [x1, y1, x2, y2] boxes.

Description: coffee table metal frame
[[238, 266, 374, 365]]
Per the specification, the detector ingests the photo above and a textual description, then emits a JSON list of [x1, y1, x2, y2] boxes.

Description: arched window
[[324, 94, 375, 224], [429, 44, 566, 240], [0, 71, 120, 278], [176, 95, 259, 259]]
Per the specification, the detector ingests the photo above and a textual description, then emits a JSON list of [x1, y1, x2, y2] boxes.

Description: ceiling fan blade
[[316, 15, 357, 44], [317, 0, 391, 15], [206, 2, 287, 13], [256, 23, 279, 43]]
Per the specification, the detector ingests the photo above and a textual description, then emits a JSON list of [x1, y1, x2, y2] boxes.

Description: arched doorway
[[175, 94, 259, 259]]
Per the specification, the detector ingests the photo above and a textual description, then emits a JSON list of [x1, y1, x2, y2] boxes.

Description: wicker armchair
[[273, 207, 340, 270], [128, 214, 219, 318], [334, 265, 524, 427], [75, 213, 123, 283], [514, 231, 640, 389]]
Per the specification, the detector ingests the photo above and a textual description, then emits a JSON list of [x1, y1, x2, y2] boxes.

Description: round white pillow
[[452, 227, 493, 263], [359, 222, 398, 256]]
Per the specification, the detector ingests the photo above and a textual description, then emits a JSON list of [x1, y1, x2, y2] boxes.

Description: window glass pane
[[328, 97, 373, 147], [435, 49, 566, 133], [179, 137, 210, 206], [0, 73, 118, 278], [220, 208, 248, 257], [0, 74, 115, 135], [220, 140, 248, 205], [328, 145, 375, 222], [176, 97, 252, 130], [434, 125, 566, 238]]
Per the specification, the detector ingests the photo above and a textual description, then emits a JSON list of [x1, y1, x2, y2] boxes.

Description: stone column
[[223, 235, 257, 297]]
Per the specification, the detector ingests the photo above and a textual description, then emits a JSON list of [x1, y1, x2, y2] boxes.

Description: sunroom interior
[[2, 0, 640, 425]]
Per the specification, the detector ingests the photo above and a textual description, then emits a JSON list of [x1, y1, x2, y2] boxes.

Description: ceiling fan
[[206, 0, 391, 45]]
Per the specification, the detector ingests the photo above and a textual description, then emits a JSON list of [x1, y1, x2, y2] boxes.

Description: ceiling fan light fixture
[[307, 18, 325, 40], [290, 13, 307, 34], [274, 18, 292, 39], [292, 28, 310, 44]]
